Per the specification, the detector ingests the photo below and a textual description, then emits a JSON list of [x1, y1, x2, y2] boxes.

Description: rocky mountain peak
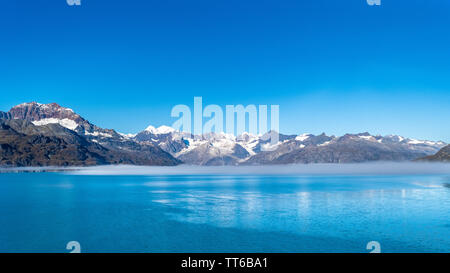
[[9, 102, 82, 123]]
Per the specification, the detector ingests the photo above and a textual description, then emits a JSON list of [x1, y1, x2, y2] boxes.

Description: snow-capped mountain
[[0, 103, 179, 167], [132, 126, 447, 165], [5, 102, 122, 141], [134, 127, 295, 165], [245, 132, 446, 165]]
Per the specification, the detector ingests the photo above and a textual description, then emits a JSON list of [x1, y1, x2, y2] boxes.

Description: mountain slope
[[0, 119, 179, 167], [0, 119, 108, 166], [420, 145, 450, 162]]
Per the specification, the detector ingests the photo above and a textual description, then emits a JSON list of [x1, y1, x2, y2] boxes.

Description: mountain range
[[0, 102, 448, 167]]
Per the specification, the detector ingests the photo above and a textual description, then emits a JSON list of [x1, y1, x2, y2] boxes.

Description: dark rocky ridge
[[420, 145, 450, 162]]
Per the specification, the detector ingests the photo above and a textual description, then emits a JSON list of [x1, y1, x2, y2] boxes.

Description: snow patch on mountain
[[407, 139, 444, 146], [295, 134, 311, 142], [32, 118, 79, 130], [85, 131, 113, 138], [118, 132, 137, 139], [15, 102, 75, 113], [260, 139, 289, 151], [385, 135, 405, 142], [359, 135, 376, 141], [319, 140, 332, 147], [237, 132, 260, 155], [174, 138, 208, 157]]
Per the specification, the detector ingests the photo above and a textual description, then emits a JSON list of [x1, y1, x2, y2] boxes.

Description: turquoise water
[[0, 172, 449, 253]]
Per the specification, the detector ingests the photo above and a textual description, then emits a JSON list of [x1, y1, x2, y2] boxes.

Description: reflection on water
[[0, 173, 449, 253]]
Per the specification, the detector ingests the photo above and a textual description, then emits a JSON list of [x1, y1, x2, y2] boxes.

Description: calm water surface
[[0, 172, 449, 252]]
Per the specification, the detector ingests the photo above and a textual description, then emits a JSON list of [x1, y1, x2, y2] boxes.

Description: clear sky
[[1, 0, 450, 141]]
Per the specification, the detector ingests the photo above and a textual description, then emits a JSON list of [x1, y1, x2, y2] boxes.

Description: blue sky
[[1, 0, 450, 141]]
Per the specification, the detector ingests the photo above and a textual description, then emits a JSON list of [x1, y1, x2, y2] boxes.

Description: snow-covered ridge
[[319, 140, 332, 147], [17, 102, 46, 108], [407, 139, 446, 146], [133, 125, 448, 165], [119, 132, 137, 139], [145, 125, 176, 135], [32, 118, 79, 130], [295, 133, 311, 142], [138, 125, 447, 149], [358, 135, 376, 141], [15, 102, 75, 113], [85, 131, 113, 138]]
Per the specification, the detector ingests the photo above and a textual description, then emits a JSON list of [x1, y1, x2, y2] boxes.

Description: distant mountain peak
[[9, 102, 79, 121], [3, 102, 125, 141], [13, 102, 72, 111], [6, 102, 83, 131]]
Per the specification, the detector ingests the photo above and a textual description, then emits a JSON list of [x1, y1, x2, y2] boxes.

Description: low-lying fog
[[2, 162, 448, 176]]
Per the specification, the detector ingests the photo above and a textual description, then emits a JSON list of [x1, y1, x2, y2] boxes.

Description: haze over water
[[1, 164, 449, 253]]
